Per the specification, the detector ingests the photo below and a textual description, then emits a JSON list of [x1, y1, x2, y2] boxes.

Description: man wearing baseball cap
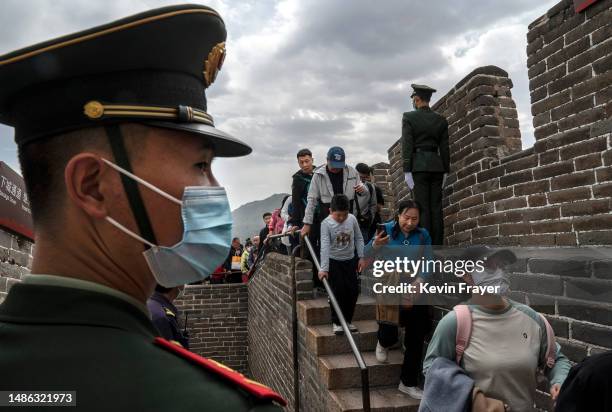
[[301, 147, 365, 283]]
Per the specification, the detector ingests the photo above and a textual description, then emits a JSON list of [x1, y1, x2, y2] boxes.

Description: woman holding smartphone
[[365, 199, 433, 399]]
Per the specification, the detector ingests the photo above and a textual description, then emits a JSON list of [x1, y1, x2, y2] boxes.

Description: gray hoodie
[[303, 165, 362, 225]]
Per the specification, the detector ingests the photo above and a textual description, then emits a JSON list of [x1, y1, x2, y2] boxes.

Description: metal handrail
[[303, 235, 371, 412], [247, 231, 298, 280]]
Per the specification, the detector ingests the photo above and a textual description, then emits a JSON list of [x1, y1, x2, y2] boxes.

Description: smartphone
[[376, 223, 387, 237]]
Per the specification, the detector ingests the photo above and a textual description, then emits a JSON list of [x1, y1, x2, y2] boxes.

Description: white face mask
[[471, 267, 510, 295]]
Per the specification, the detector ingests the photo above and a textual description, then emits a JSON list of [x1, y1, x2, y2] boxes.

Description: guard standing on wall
[[0, 4, 285, 411], [401, 84, 450, 245]]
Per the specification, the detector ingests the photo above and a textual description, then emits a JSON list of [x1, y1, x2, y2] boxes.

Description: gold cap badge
[[203, 42, 226, 87]]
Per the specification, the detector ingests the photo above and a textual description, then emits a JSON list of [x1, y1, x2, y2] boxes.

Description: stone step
[[328, 386, 420, 412], [305, 320, 379, 356], [319, 350, 404, 389], [297, 296, 377, 326]]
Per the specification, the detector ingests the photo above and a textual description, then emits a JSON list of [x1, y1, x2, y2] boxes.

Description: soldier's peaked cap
[[410, 84, 436, 100], [0, 4, 251, 157]]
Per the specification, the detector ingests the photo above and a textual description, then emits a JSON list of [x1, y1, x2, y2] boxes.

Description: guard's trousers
[[413, 171, 444, 245]]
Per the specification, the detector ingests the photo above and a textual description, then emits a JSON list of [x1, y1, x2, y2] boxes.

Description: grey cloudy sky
[[0, 0, 557, 209]]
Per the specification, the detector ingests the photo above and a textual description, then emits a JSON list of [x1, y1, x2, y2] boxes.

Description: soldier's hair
[[262, 212, 272, 219], [330, 194, 349, 212], [17, 124, 149, 228], [296, 148, 312, 158]]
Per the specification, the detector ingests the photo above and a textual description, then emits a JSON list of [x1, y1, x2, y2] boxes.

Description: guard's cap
[[410, 84, 437, 101], [0, 4, 251, 157], [327, 146, 345, 169]]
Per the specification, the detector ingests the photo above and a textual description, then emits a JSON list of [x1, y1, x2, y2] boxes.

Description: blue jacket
[[418, 357, 472, 412], [365, 221, 433, 280]]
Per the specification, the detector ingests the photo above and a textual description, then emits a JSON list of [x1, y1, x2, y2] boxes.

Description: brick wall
[[0, 228, 33, 303], [371, 162, 395, 222], [174, 283, 249, 374], [248, 252, 313, 411], [526, 0, 612, 246]]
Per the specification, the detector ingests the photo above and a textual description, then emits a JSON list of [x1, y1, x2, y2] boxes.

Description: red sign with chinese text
[[0, 162, 33, 240], [573, 0, 600, 12]]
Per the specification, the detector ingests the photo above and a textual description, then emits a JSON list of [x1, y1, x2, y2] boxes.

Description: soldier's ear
[[64, 153, 110, 220]]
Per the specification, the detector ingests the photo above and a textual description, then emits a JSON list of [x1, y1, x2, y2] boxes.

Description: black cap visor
[[147, 120, 251, 157]]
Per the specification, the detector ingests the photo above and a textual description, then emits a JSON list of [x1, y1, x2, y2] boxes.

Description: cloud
[[0, 0, 557, 208]]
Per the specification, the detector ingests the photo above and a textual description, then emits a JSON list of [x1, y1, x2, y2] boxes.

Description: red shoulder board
[[154, 337, 287, 406]]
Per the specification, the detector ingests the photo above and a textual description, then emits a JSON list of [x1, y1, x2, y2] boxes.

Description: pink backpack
[[453, 305, 556, 369]]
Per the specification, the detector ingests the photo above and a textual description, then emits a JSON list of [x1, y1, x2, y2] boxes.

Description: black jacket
[[289, 168, 314, 226], [555, 351, 612, 412]]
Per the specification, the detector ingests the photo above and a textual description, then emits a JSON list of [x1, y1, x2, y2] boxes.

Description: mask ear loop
[[100, 158, 182, 206], [104, 125, 166, 249], [106, 216, 157, 249]]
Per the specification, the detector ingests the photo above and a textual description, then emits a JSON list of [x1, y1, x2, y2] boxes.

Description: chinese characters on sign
[[0, 162, 33, 240]]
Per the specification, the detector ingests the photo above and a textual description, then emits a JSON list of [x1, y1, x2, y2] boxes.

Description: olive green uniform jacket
[[0, 276, 284, 412], [401, 107, 450, 173]]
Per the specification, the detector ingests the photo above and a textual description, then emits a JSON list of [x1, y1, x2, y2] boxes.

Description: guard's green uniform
[[401, 84, 450, 245], [0, 4, 285, 411], [0, 276, 283, 411]]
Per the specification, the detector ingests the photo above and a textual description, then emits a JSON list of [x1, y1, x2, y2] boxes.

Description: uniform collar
[[22, 274, 149, 316], [0, 280, 158, 339]]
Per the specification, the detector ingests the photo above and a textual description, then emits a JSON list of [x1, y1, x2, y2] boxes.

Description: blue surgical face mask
[[101, 158, 232, 287]]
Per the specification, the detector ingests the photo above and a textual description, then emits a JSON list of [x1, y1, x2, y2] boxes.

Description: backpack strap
[[453, 305, 472, 365], [365, 181, 374, 197], [538, 313, 556, 369]]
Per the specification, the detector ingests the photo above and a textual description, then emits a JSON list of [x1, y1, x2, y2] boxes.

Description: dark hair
[[296, 148, 312, 158], [330, 194, 350, 212], [232, 237, 240, 242], [263, 212, 272, 219], [355, 163, 371, 174], [392, 199, 421, 239], [397, 199, 421, 215]]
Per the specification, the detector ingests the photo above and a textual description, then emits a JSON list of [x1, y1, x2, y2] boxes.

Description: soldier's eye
[[195, 162, 209, 173]]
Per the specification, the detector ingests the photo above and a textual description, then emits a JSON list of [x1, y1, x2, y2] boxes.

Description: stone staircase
[[297, 296, 421, 412]]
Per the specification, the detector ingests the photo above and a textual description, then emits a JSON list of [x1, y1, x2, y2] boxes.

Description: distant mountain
[[231, 193, 289, 242]]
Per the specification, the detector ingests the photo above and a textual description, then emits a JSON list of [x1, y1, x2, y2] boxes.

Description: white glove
[[404, 172, 415, 190]]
